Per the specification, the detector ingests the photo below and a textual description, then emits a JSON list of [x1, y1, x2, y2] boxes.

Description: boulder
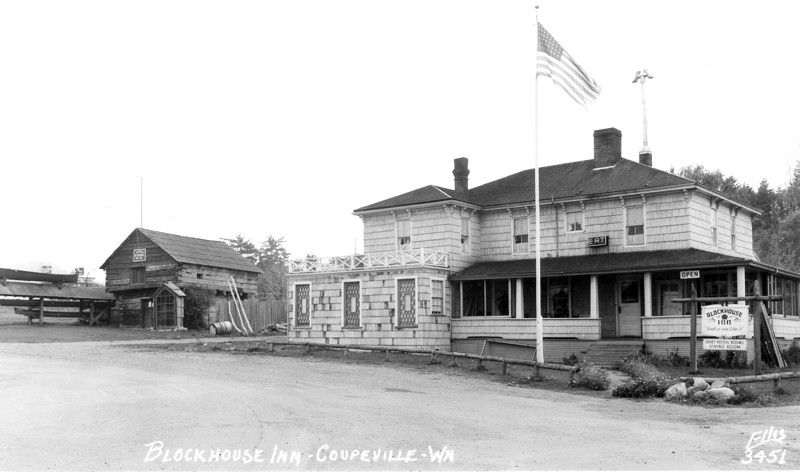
[[692, 378, 710, 391], [692, 390, 709, 401], [707, 387, 735, 402], [710, 379, 729, 389], [664, 382, 688, 401]]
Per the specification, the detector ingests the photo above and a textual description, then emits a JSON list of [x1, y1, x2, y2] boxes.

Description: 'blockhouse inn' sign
[[701, 304, 748, 336]]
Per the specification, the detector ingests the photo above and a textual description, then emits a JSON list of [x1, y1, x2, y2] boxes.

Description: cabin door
[[616, 277, 642, 337]]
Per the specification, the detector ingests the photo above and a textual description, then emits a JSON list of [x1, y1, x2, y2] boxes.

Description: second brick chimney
[[593, 128, 622, 168], [453, 157, 469, 191]]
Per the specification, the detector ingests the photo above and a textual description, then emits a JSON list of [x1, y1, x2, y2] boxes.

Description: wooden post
[[502, 361, 508, 375], [753, 283, 762, 375], [344, 346, 349, 358], [384, 349, 390, 362], [38, 298, 44, 325], [89, 301, 95, 327], [774, 377, 781, 392], [689, 283, 698, 374]]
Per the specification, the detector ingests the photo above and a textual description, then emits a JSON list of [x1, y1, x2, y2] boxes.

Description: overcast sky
[[2, 0, 800, 280]]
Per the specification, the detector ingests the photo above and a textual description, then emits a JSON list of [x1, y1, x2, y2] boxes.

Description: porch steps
[[584, 340, 645, 368]]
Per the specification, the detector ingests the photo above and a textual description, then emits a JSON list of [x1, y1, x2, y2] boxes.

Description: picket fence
[[215, 299, 287, 334]]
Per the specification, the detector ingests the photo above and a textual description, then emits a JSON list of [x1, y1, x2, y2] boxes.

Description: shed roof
[[101, 228, 262, 274], [0, 281, 114, 300]]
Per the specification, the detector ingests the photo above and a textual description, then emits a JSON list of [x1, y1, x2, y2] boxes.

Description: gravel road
[[1, 341, 799, 471]]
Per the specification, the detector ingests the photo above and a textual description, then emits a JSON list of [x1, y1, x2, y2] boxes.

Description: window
[[460, 218, 470, 254], [460, 279, 511, 317], [566, 208, 583, 232], [154, 291, 176, 327], [396, 278, 416, 327], [342, 281, 360, 327], [625, 205, 645, 246], [431, 279, 444, 315], [397, 219, 411, 250], [130, 267, 145, 284], [656, 281, 682, 316], [513, 217, 529, 254], [547, 277, 570, 317], [294, 283, 311, 327], [770, 276, 798, 317]]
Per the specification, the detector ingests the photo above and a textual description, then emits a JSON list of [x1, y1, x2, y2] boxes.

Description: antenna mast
[[140, 177, 143, 228], [632, 69, 654, 164]]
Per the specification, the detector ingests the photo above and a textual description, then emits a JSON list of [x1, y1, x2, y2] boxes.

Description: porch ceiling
[[449, 248, 800, 280]]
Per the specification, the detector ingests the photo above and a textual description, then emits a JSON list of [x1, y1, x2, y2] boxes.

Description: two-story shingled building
[[286, 128, 800, 361]]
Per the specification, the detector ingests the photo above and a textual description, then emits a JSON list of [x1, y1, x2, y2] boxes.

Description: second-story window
[[460, 217, 470, 254], [397, 219, 411, 250], [513, 217, 529, 254], [130, 267, 145, 284], [566, 208, 583, 232], [625, 205, 645, 246]]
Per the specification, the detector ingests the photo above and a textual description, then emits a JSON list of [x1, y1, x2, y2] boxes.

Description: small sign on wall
[[587, 235, 608, 247], [133, 248, 147, 262], [703, 339, 747, 351], [680, 270, 700, 279]]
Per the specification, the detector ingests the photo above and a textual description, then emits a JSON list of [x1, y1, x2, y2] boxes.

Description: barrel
[[209, 321, 233, 336]]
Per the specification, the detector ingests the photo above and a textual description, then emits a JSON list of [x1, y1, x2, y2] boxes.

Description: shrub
[[697, 349, 746, 368], [183, 287, 212, 330], [562, 352, 579, 366], [613, 353, 673, 398], [783, 341, 800, 366], [571, 361, 609, 391]]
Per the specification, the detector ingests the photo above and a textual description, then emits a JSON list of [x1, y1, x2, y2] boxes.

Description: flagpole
[[534, 6, 544, 364]]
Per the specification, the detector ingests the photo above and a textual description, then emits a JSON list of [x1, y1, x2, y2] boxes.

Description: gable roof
[[354, 158, 746, 213], [101, 228, 262, 274]]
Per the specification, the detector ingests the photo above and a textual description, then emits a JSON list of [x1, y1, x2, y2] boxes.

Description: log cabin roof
[[101, 228, 262, 274], [448, 248, 800, 280], [354, 158, 757, 213]]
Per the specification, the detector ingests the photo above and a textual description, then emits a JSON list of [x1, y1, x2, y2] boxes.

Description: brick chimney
[[453, 157, 469, 191], [593, 128, 622, 168], [639, 151, 652, 167]]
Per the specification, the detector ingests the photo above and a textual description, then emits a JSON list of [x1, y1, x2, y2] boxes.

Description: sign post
[[689, 283, 697, 373]]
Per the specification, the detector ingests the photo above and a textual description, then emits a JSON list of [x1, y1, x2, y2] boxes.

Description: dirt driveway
[[1, 340, 799, 471]]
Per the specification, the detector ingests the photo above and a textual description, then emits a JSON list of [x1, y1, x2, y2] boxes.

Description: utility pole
[[632, 69, 654, 165]]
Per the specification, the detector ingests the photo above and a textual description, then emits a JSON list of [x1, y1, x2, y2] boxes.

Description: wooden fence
[[216, 299, 287, 334]]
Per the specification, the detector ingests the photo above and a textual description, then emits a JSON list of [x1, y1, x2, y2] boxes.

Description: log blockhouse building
[[287, 128, 800, 362], [102, 228, 261, 328]]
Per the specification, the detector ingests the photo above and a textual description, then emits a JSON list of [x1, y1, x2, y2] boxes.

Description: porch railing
[[288, 248, 449, 274]]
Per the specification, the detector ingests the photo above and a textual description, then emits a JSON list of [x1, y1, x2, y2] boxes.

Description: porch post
[[590, 275, 599, 318], [515, 278, 524, 318], [736, 266, 746, 300], [459, 281, 463, 318], [643, 272, 652, 317]]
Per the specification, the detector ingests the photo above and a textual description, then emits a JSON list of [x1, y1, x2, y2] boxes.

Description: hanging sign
[[703, 339, 747, 351], [133, 248, 147, 262], [701, 304, 748, 336]]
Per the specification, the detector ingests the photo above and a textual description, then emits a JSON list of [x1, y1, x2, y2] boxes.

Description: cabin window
[[512, 217, 529, 254], [154, 291, 176, 327], [196, 273, 204, 279], [566, 208, 583, 233], [625, 205, 645, 246], [396, 278, 416, 327], [460, 217, 470, 254], [396, 219, 411, 250], [342, 281, 360, 327], [431, 279, 444, 315], [294, 283, 311, 327], [130, 267, 145, 284]]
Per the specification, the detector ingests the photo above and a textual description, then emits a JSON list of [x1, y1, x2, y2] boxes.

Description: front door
[[617, 278, 642, 337]]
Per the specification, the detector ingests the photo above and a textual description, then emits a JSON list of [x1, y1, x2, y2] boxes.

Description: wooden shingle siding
[[177, 266, 258, 294], [772, 316, 800, 340], [451, 318, 601, 340], [286, 268, 451, 348]]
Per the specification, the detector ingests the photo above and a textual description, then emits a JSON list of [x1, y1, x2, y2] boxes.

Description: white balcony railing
[[288, 248, 449, 274]]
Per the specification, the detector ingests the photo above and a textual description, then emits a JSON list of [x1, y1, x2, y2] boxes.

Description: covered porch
[[448, 248, 800, 342]]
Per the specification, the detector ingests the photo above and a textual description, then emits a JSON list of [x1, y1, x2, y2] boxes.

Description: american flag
[[537, 22, 601, 108]]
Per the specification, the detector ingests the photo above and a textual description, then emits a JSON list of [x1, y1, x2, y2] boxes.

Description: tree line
[[223, 234, 289, 301], [676, 163, 800, 272]]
